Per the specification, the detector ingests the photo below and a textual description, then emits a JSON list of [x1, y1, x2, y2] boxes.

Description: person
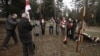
[[71, 19, 78, 40], [60, 17, 67, 35], [80, 33, 100, 44], [40, 18, 46, 35], [34, 20, 40, 36], [60, 17, 67, 44], [2, 13, 18, 49], [49, 17, 55, 35], [67, 18, 73, 38], [82, 33, 100, 42], [18, 13, 35, 56], [55, 17, 60, 35], [92, 37, 100, 45]]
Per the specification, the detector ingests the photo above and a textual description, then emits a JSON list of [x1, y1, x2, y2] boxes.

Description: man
[[2, 13, 18, 49], [71, 19, 78, 40], [18, 13, 35, 56], [49, 17, 55, 35], [55, 17, 60, 35], [40, 18, 46, 35]]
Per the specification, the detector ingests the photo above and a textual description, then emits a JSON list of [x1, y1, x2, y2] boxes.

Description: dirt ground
[[0, 23, 100, 56]]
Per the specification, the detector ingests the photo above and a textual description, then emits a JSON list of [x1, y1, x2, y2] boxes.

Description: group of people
[[2, 13, 35, 56], [34, 17, 78, 40], [1, 12, 100, 56], [1, 12, 79, 56]]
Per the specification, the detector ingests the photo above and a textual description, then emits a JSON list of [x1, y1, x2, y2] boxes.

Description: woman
[[60, 17, 67, 35]]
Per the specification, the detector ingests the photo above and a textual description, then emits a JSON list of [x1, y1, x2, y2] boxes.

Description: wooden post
[[76, 28, 81, 52], [80, 6, 86, 42], [76, 6, 86, 52], [80, 47, 84, 56], [76, 40, 79, 52], [83, 6, 86, 17]]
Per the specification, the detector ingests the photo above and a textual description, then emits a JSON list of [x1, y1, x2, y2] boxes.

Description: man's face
[[12, 14, 17, 19]]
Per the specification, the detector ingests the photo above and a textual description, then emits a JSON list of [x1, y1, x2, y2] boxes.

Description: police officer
[[2, 13, 18, 49]]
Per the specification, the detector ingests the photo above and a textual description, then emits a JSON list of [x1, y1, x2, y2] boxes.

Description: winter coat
[[6, 15, 17, 31], [18, 18, 33, 44]]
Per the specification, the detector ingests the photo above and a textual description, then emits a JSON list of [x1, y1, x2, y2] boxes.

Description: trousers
[[2, 30, 18, 47], [22, 42, 35, 56]]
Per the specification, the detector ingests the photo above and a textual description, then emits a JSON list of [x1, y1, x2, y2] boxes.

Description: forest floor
[[0, 22, 100, 56]]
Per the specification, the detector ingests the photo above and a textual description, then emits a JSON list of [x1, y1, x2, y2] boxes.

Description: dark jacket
[[72, 20, 77, 29], [18, 18, 33, 43], [6, 15, 17, 30], [55, 19, 60, 25], [40, 20, 46, 29]]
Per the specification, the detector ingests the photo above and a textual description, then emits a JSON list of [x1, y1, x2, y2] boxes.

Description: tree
[[63, 6, 71, 18], [30, 0, 38, 19], [42, 0, 55, 19], [56, 0, 63, 17], [96, 0, 100, 25], [71, 0, 99, 26], [3, 0, 25, 17], [3, 0, 38, 18], [10, 0, 25, 15]]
